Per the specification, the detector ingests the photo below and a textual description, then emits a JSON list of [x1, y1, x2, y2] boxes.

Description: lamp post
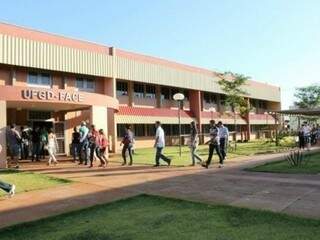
[[173, 93, 185, 157]]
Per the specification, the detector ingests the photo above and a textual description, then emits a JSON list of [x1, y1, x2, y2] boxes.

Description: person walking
[[0, 144, 16, 197], [154, 121, 171, 167], [96, 129, 109, 167], [298, 124, 305, 149], [189, 121, 202, 166], [79, 121, 89, 165], [31, 126, 41, 162], [39, 127, 48, 159], [88, 125, 99, 168], [120, 125, 134, 166], [20, 126, 30, 160], [6, 124, 21, 168], [217, 121, 229, 164], [47, 129, 59, 166], [71, 127, 80, 162], [202, 120, 223, 169]]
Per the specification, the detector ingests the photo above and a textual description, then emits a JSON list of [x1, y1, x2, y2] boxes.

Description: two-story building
[[0, 22, 281, 167]]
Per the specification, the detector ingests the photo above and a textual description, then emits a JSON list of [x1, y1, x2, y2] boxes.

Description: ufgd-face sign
[[21, 89, 84, 102]]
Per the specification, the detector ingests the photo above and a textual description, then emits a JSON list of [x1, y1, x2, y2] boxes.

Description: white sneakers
[[218, 164, 224, 168], [9, 184, 16, 197]]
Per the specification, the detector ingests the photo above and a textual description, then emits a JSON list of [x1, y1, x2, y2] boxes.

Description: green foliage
[[279, 136, 296, 148], [294, 84, 320, 108], [218, 72, 251, 117]]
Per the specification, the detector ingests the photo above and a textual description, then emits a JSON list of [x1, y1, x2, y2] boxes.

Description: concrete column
[[216, 94, 221, 112], [0, 101, 7, 168], [246, 98, 251, 141], [189, 90, 203, 142], [90, 106, 108, 131], [104, 77, 118, 153], [128, 81, 133, 107], [156, 85, 161, 108]]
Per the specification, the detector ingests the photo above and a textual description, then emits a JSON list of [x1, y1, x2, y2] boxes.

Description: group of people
[[5, 119, 229, 169], [6, 124, 60, 167], [298, 123, 320, 150], [119, 120, 229, 168], [71, 122, 109, 168]]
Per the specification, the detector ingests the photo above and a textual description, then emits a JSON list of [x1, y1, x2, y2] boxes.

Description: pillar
[[156, 85, 161, 108], [90, 105, 108, 132], [128, 81, 133, 107], [0, 101, 7, 168], [104, 77, 118, 153], [189, 90, 203, 142]]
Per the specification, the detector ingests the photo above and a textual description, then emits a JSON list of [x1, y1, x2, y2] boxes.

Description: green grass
[[248, 152, 320, 174], [0, 194, 319, 240], [0, 170, 71, 197], [114, 140, 292, 166]]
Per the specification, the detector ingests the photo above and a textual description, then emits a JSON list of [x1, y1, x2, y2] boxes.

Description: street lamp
[[173, 93, 185, 157]]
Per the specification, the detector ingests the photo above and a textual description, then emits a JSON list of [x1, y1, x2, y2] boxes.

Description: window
[[28, 111, 52, 120], [133, 124, 145, 137], [146, 124, 156, 136], [145, 85, 156, 98], [258, 100, 267, 109], [27, 72, 52, 87], [204, 92, 216, 103], [76, 78, 95, 92], [116, 81, 128, 96], [161, 87, 170, 100], [134, 83, 144, 98], [117, 124, 127, 137]]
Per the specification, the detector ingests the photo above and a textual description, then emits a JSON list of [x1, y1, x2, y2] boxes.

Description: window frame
[[27, 72, 52, 88], [76, 78, 96, 92]]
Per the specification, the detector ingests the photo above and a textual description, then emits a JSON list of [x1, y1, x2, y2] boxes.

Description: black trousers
[[89, 143, 97, 166], [207, 143, 223, 165], [122, 144, 133, 164], [155, 147, 170, 165], [219, 138, 227, 160]]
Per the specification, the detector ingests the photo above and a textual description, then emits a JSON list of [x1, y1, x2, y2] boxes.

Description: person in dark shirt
[[120, 125, 134, 166], [31, 127, 41, 161], [71, 127, 80, 162]]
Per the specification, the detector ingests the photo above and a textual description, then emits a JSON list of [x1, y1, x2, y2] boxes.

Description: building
[[0, 22, 281, 167]]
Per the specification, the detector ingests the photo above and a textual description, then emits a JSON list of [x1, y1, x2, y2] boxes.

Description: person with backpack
[[120, 125, 134, 166], [96, 129, 109, 168]]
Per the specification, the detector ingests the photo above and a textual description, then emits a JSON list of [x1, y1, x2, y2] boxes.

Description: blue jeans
[[0, 180, 12, 193], [72, 143, 80, 161], [79, 140, 89, 164]]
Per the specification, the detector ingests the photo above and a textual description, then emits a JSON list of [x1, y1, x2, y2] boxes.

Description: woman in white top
[[47, 129, 59, 165]]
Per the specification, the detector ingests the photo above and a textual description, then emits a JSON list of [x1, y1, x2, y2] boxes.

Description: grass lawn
[[113, 140, 292, 166], [248, 152, 320, 174], [0, 194, 319, 240], [0, 170, 71, 197]]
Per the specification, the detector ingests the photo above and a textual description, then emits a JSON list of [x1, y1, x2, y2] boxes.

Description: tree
[[218, 72, 251, 149], [294, 85, 320, 109]]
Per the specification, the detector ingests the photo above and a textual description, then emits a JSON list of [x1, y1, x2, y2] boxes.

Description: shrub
[[286, 150, 310, 167], [279, 136, 296, 148]]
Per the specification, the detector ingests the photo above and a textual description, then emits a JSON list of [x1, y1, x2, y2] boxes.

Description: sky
[[1, 0, 320, 109]]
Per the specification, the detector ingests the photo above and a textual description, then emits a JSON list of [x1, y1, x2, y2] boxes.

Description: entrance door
[[54, 122, 65, 155]]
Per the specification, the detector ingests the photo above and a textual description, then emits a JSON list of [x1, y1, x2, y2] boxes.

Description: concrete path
[[0, 150, 319, 229]]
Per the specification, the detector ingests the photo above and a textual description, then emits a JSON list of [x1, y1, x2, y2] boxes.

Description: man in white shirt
[[217, 121, 229, 164], [154, 121, 171, 167], [202, 120, 223, 169]]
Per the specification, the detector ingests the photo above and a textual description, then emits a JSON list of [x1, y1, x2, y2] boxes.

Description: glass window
[[76, 78, 95, 92], [204, 92, 216, 103], [145, 85, 156, 98], [133, 124, 145, 137], [134, 83, 144, 98], [161, 87, 170, 100], [27, 72, 51, 87], [117, 124, 127, 138], [146, 124, 155, 136], [116, 81, 128, 96], [28, 72, 38, 84]]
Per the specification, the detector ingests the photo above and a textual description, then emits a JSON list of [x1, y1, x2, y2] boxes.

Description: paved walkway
[[0, 150, 320, 228]]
